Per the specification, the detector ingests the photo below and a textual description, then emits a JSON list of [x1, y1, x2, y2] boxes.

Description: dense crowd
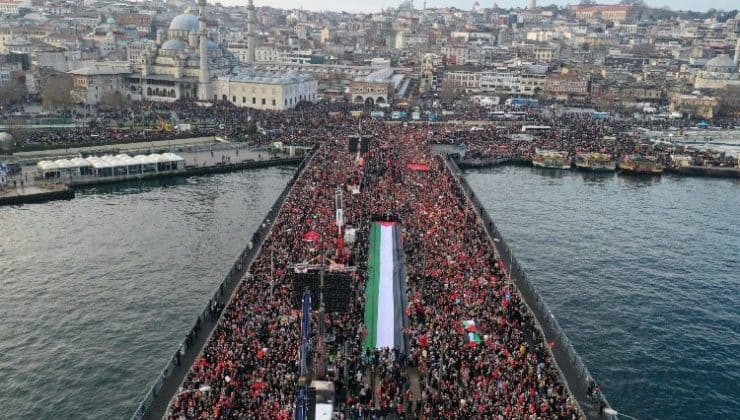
[[7, 99, 738, 171], [436, 113, 738, 168], [168, 118, 583, 419]]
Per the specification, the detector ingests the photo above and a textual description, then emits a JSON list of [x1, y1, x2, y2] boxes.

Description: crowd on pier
[[7, 99, 738, 171], [169, 119, 582, 419]]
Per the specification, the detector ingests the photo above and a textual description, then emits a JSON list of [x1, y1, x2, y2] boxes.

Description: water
[[0, 167, 294, 420], [466, 167, 740, 420]]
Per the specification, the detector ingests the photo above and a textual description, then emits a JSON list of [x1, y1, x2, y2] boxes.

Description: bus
[[521, 125, 551, 133]]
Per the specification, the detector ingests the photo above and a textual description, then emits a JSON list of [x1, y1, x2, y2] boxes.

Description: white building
[[480, 68, 520, 95], [255, 46, 281, 62], [69, 62, 131, 105], [0, 0, 30, 16], [212, 70, 317, 110], [0, 69, 11, 86]]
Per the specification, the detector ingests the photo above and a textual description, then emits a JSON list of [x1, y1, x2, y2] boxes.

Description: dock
[[0, 153, 304, 206], [0, 183, 74, 206]]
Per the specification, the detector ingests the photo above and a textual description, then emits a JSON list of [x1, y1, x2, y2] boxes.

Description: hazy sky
[[217, 0, 737, 13]]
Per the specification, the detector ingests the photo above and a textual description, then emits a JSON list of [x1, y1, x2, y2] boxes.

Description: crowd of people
[[435, 113, 738, 169], [6, 98, 738, 172], [168, 116, 583, 419]]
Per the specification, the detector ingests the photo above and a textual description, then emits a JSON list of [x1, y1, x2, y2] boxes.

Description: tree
[[38, 73, 74, 111], [99, 91, 127, 110], [0, 81, 26, 107], [716, 85, 740, 117], [439, 79, 463, 104], [5, 116, 27, 145]]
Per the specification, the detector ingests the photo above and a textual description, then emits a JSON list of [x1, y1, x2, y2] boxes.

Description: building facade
[[212, 71, 317, 110]]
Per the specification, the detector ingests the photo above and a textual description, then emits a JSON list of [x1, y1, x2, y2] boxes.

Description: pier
[[144, 128, 613, 420], [0, 143, 304, 206]]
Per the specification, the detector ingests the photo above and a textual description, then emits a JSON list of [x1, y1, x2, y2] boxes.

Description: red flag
[[303, 230, 320, 242]]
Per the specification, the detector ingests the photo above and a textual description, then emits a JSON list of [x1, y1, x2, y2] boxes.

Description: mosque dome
[[106, 17, 117, 25], [704, 54, 736, 73], [169, 11, 199, 33], [161, 38, 189, 52]]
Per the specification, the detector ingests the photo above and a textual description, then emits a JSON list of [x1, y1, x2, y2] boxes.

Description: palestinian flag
[[462, 320, 477, 332], [363, 222, 406, 351], [462, 319, 482, 347], [466, 332, 482, 347]]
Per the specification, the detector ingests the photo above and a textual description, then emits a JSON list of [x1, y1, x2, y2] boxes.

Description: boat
[[617, 155, 663, 175], [532, 149, 571, 169], [575, 152, 616, 172]]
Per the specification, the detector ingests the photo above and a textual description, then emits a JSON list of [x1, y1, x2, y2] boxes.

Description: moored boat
[[618, 155, 663, 175], [532, 149, 571, 169], [575, 152, 616, 172]]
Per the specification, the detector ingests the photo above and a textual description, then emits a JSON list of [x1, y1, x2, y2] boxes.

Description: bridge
[[133, 132, 615, 420]]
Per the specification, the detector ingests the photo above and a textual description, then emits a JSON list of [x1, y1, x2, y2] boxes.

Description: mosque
[[693, 54, 740, 91], [123, 0, 316, 110]]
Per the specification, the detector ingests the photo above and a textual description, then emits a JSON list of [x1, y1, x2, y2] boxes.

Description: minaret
[[529, 0, 536, 10], [247, 0, 256, 64], [197, 0, 211, 101]]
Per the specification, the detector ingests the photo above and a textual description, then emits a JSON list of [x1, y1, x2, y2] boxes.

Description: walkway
[[136, 150, 313, 420], [443, 155, 610, 420]]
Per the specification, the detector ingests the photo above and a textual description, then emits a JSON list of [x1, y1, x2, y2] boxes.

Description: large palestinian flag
[[363, 222, 406, 351]]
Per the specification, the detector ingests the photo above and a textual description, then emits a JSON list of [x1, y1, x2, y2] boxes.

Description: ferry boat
[[617, 155, 664, 175], [532, 149, 571, 169], [575, 152, 616, 172]]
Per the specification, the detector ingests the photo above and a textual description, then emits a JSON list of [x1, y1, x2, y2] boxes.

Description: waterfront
[[0, 167, 294, 419], [466, 167, 740, 420]]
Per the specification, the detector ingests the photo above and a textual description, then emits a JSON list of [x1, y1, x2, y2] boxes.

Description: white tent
[[37, 160, 60, 178]]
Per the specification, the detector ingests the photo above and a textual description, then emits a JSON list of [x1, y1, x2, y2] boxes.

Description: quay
[[0, 183, 74, 206], [0, 142, 304, 206], [455, 156, 740, 178], [145, 132, 614, 420]]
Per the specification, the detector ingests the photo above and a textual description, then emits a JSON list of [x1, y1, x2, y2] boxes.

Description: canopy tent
[[33, 152, 186, 180], [36, 160, 60, 179]]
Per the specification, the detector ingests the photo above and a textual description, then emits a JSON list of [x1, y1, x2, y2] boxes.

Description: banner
[[363, 222, 405, 350]]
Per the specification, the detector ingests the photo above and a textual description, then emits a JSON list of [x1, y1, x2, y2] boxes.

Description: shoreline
[[456, 157, 740, 178]]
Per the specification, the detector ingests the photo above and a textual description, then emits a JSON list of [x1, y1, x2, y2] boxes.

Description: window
[[232, 96, 236, 102], [242, 97, 246, 103], [272, 99, 276, 106], [261, 98, 265, 105], [252, 97, 256, 104]]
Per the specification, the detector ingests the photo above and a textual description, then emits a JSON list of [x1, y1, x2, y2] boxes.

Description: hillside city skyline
[[215, 0, 739, 13]]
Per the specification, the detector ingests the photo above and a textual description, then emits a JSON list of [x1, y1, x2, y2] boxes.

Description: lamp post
[[603, 408, 639, 420]]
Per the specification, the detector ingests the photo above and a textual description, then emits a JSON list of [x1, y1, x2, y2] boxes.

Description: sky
[[217, 0, 738, 14]]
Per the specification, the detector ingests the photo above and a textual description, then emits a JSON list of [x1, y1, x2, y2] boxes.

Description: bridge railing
[[130, 148, 316, 420], [443, 155, 613, 419]]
